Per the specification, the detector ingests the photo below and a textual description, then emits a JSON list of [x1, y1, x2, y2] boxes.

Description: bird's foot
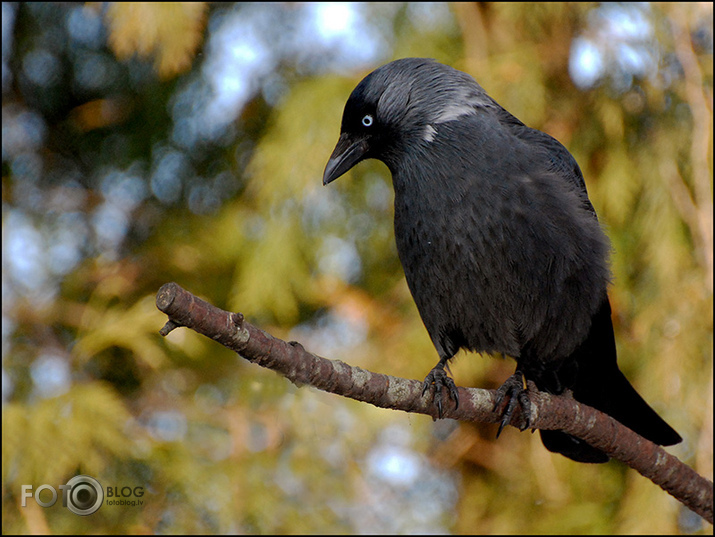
[[422, 363, 459, 418], [493, 371, 532, 437]]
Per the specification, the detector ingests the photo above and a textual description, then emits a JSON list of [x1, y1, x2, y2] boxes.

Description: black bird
[[323, 58, 681, 463]]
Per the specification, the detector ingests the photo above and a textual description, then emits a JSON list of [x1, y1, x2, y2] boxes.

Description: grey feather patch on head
[[422, 124, 437, 142], [377, 59, 493, 143], [368, 59, 490, 120], [432, 87, 483, 124], [422, 90, 482, 143]]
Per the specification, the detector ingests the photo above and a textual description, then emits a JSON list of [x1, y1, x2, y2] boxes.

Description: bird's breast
[[392, 173, 524, 358], [390, 161, 610, 363]]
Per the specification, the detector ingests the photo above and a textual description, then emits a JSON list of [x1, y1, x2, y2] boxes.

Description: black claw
[[422, 364, 459, 418], [494, 371, 532, 436], [449, 383, 459, 410]]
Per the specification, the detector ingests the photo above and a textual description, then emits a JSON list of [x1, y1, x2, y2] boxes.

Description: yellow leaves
[[230, 216, 317, 325], [597, 98, 625, 141], [2, 383, 132, 487], [104, 2, 207, 79], [596, 146, 638, 228], [245, 76, 357, 205], [229, 76, 361, 324], [74, 295, 168, 368], [490, 47, 549, 127], [72, 268, 170, 368]]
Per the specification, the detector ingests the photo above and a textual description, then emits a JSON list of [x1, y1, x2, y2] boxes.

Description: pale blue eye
[[362, 114, 374, 127]]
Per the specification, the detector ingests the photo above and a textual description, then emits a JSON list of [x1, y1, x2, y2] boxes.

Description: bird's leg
[[421, 356, 459, 418], [493, 369, 532, 437]]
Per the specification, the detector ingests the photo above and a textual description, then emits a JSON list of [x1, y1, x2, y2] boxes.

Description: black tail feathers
[[536, 299, 681, 463]]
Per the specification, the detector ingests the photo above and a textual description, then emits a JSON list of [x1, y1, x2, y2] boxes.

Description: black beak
[[323, 133, 370, 185]]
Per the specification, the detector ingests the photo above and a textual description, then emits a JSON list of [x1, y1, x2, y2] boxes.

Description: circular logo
[[65, 475, 103, 515]]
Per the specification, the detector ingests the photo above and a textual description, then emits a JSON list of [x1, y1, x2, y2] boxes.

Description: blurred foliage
[[105, 3, 208, 79], [2, 2, 712, 534]]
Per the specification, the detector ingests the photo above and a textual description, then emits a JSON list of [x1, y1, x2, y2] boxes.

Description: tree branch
[[156, 282, 713, 524]]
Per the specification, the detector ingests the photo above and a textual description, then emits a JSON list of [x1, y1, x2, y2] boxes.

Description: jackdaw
[[322, 58, 681, 463]]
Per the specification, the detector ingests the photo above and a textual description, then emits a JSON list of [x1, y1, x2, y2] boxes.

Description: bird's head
[[323, 58, 491, 185]]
